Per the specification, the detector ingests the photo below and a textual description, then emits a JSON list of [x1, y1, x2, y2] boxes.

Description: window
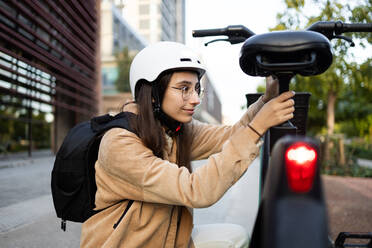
[[139, 19, 150, 29], [139, 4, 150, 15]]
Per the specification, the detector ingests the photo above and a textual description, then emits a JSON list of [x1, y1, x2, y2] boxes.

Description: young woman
[[80, 42, 295, 248]]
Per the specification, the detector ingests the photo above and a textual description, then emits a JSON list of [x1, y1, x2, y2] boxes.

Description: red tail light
[[285, 142, 317, 193]]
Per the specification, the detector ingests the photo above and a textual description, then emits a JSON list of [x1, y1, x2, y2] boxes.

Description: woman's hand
[[262, 76, 279, 103], [122, 100, 138, 114], [250, 91, 295, 135]]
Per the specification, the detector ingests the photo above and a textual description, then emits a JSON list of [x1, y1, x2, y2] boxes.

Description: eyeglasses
[[170, 82, 205, 101]]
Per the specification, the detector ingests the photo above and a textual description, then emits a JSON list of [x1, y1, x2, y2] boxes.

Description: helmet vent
[[197, 60, 201, 64], [180, 58, 192, 62]]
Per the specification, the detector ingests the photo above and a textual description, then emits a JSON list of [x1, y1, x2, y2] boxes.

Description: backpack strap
[[91, 112, 137, 134], [90, 112, 137, 229]]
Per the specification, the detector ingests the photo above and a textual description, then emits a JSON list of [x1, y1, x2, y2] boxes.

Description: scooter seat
[[239, 31, 333, 77]]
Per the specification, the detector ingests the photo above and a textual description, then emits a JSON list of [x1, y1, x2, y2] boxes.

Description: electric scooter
[[193, 21, 372, 248]]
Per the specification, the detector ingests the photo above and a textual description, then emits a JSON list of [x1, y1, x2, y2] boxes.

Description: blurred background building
[[100, 0, 147, 114], [0, 0, 101, 155], [195, 74, 222, 124], [117, 0, 185, 43], [0, 0, 222, 157]]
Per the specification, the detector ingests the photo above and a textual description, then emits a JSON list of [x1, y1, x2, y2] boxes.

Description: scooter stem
[[277, 73, 293, 94]]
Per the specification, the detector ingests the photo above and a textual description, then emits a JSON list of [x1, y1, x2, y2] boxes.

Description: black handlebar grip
[[342, 23, 372, 33], [307, 21, 372, 36], [192, 28, 227, 37]]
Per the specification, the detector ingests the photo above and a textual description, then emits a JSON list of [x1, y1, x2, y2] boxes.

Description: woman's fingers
[[250, 90, 296, 132], [270, 98, 294, 113], [283, 113, 294, 121], [284, 98, 295, 107], [282, 106, 295, 115], [271, 98, 295, 124], [276, 91, 295, 103], [272, 93, 295, 112]]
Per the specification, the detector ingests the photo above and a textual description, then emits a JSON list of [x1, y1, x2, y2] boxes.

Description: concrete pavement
[[0, 212, 82, 248], [322, 175, 372, 242]]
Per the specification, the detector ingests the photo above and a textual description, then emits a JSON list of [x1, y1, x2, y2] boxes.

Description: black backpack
[[51, 112, 136, 231]]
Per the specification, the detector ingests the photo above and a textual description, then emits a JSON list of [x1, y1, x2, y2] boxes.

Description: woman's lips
[[183, 108, 194, 114]]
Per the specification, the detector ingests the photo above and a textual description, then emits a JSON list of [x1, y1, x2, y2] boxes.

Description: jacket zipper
[[113, 200, 134, 229]]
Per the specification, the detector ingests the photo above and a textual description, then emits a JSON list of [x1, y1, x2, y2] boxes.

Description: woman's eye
[[181, 86, 190, 92]]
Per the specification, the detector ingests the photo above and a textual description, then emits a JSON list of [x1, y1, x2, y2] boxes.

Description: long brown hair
[[131, 71, 193, 172]]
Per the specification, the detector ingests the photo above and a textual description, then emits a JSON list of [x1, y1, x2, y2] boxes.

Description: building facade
[[0, 0, 100, 154], [119, 0, 185, 43], [100, 0, 147, 114], [194, 74, 223, 124]]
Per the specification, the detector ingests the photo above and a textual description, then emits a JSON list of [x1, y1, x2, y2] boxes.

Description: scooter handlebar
[[192, 21, 371, 47], [342, 22, 372, 32], [307, 21, 372, 38], [192, 27, 228, 37], [192, 25, 255, 38]]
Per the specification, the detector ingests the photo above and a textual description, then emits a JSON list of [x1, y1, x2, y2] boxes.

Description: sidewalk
[[322, 175, 372, 242], [0, 149, 54, 169]]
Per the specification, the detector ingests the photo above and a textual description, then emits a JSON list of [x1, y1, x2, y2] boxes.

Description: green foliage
[[322, 163, 372, 177], [268, 0, 372, 141], [346, 139, 372, 160], [348, 1, 372, 43], [337, 59, 372, 142], [319, 135, 372, 177], [256, 85, 266, 93], [285, 0, 305, 9], [115, 47, 136, 92]]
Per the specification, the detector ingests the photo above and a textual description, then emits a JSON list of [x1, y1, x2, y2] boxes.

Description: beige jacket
[[80, 97, 265, 248]]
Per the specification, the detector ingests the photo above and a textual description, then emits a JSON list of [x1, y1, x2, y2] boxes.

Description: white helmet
[[129, 41, 206, 98]]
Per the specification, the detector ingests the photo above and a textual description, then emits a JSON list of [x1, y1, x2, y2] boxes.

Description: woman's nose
[[189, 90, 201, 105]]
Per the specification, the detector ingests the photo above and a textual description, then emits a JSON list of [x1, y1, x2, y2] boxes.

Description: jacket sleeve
[[97, 126, 260, 209], [190, 95, 265, 160]]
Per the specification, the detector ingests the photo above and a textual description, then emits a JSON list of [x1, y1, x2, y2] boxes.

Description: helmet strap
[[152, 86, 183, 136]]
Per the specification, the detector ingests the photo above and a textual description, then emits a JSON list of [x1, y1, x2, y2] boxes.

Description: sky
[[185, 0, 287, 124]]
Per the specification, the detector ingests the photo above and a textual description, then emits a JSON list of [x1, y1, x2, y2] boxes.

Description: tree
[[272, 0, 371, 135], [270, 0, 371, 162], [338, 58, 372, 142], [115, 47, 136, 92]]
